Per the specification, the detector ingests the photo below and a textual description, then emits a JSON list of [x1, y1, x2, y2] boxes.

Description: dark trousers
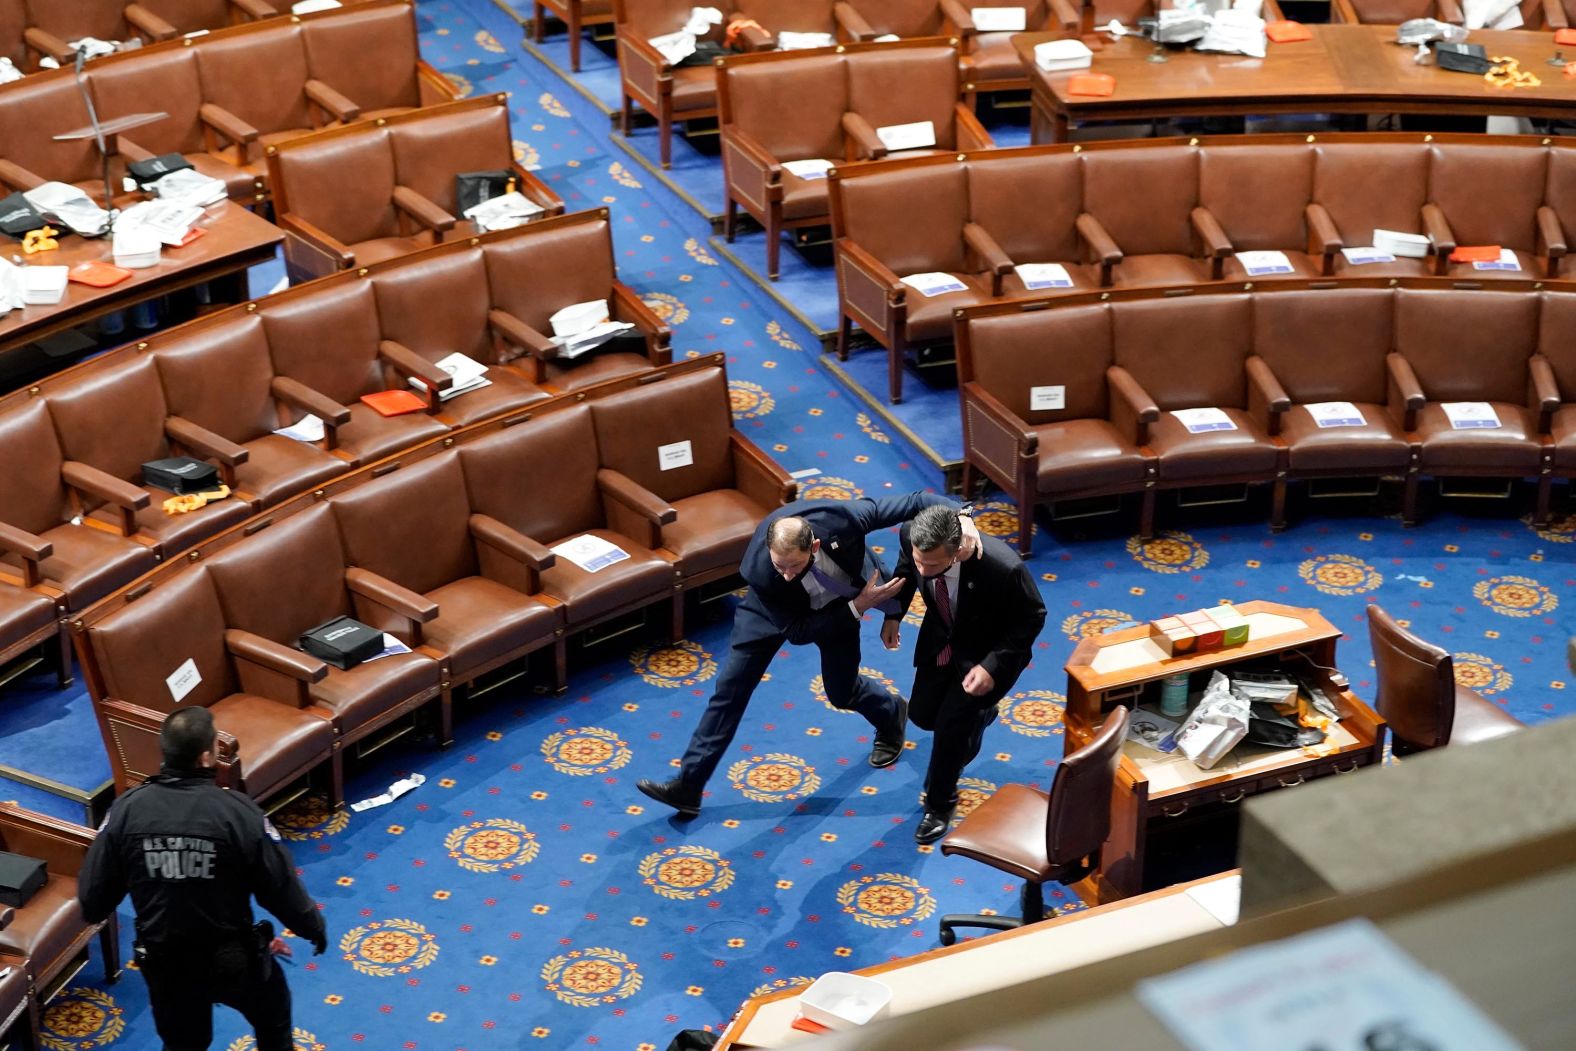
[[678, 612, 901, 790], [909, 662, 998, 812], [140, 938, 293, 1051]]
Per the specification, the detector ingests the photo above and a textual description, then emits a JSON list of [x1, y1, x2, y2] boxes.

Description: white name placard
[[167, 659, 201, 702], [972, 7, 1029, 30], [876, 120, 936, 153], [1030, 385, 1067, 411], [659, 439, 695, 470]]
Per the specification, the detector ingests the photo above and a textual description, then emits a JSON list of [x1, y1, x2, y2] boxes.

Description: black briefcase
[[142, 456, 219, 494], [0, 851, 46, 908], [127, 152, 194, 187], [299, 616, 385, 670], [1434, 42, 1494, 75], [454, 169, 516, 213]]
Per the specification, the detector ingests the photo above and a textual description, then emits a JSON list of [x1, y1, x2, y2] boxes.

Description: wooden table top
[[1, 200, 282, 354], [1013, 25, 1576, 114]]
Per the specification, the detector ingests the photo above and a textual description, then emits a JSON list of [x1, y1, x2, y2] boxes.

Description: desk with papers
[[1013, 26, 1576, 143]]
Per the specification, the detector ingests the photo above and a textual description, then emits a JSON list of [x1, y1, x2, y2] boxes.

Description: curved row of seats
[[828, 133, 1576, 401], [0, 213, 668, 672], [0, 0, 445, 204], [956, 280, 1576, 551], [268, 95, 563, 280], [74, 359, 795, 809]]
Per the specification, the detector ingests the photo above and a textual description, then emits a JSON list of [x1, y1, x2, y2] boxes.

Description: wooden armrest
[[955, 104, 995, 152], [488, 308, 557, 363], [1047, 0, 1081, 29], [344, 567, 438, 624], [1537, 206, 1567, 275], [278, 214, 356, 269], [837, 238, 904, 296], [597, 468, 677, 525], [470, 513, 555, 570], [303, 79, 361, 123], [378, 340, 454, 405], [964, 381, 1038, 457], [841, 112, 888, 160], [23, 27, 71, 62], [732, 20, 773, 50], [0, 521, 51, 565], [61, 461, 149, 512], [1076, 213, 1122, 286], [0, 905, 12, 931], [964, 222, 1013, 296], [729, 432, 796, 509], [1331, 0, 1359, 21], [1420, 203, 1454, 274], [724, 125, 783, 183], [834, 1, 878, 39], [940, 0, 977, 34], [1437, 0, 1465, 21], [1107, 365, 1160, 445], [1304, 202, 1343, 275], [124, 3, 179, 40], [214, 728, 239, 762], [1386, 352, 1425, 431], [225, 629, 328, 684], [1529, 355, 1561, 431], [166, 417, 249, 469], [270, 376, 351, 427], [1191, 207, 1233, 280], [1544, 0, 1571, 27], [0, 801, 94, 855], [0, 159, 45, 193], [231, 0, 280, 17], [619, 30, 673, 73], [200, 103, 260, 146], [1245, 355, 1291, 436], [392, 185, 457, 233], [610, 283, 671, 355], [116, 137, 155, 163]]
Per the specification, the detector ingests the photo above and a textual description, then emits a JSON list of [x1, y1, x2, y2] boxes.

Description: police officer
[[78, 707, 328, 1051]]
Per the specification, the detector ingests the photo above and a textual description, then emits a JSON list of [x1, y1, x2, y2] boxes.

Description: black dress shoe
[[914, 808, 953, 845], [637, 777, 701, 818], [868, 701, 908, 768]]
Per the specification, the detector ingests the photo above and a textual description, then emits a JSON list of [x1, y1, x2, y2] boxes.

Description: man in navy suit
[[890, 504, 1046, 843], [638, 492, 977, 817]]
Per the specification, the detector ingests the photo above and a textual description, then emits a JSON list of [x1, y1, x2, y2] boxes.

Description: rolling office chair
[[1366, 604, 1522, 757], [937, 705, 1129, 945]]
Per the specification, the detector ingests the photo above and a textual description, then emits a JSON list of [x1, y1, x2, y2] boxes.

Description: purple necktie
[[932, 576, 953, 666]]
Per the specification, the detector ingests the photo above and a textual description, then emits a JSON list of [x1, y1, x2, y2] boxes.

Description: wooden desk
[[0, 201, 282, 361], [1064, 600, 1384, 904], [1014, 26, 1576, 143], [715, 872, 1240, 1049]]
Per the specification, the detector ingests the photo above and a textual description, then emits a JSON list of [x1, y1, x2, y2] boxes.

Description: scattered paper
[[24, 182, 111, 237], [0, 57, 23, 84], [167, 658, 202, 702], [648, 29, 698, 65], [464, 191, 544, 233], [1373, 228, 1431, 258], [972, 7, 1028, 31], [1472, 248, 1521, 272], [1127, 711, 1182, 752], [1442, 402, 1500, 430], [349, 773, 426, 813], [1197, 9, 1267, 58], [412, 352, 491, 401], [293, 0, 344, 12], [1341, 246, 1396, 265], [1305, 401, 1364, 428], [876, 120, 936, 153], [1016, 262, 1073, 289], [1030, 385, 1066, 411], [783, 159, 835, 181], [363, 633, 412, 663], [552, 534, 630, 573], [274, 414, 326, 443], [1172, 407, 1237, 434], [118, 199, 206, 246], [149, 168, 228, 208], [549, 299, 634, 359], [900, 272, 967, 297], [1235, 250, 1293, 276]]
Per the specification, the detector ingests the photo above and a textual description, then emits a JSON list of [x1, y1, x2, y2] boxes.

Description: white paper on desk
[[783, 158, 835, 180], [362, 633, 412, 663], [1184, 873, 1241, 926], [150, 168, 228, 208], [972, 7, 1029, 31], [1473, 248, 1521, 272], [1341, 246, 1396, 265], [1234, 250, 1293, 276], [24, 182, 111, 237], [1442, 401, 1500, 430], [552, 534, 630, 573], [900, 271, 967, 297], [1305, 401, 1365, 429], [1137, 918, 1526, 1051], [1373, 228, 1431, 258], [1196, 10, 1266, 58], [1016, 262, 1073, 289], [118, 199, 205, 246], [274, 414, 326, 443], [776, 31, 836, 49], [1172, 407, 1237, 434], [349, 772, 426, 813], [876, 120, 936, 153]]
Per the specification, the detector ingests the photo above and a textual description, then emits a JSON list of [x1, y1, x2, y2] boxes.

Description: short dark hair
[[910, 505, 962, 554], [767, 516, 814, 555], [161, 707, 216, 769]]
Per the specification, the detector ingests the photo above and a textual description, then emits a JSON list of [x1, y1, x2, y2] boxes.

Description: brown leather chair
[[1311, 143, 1433, 278], [1, 0, 29, 69], [1366, 605, 1520, 756], [206, 503, 452, 749], [1540, 292, 1576, 483], [134, 0, 281, 34], [0, 803, 119, 1005], [45, 356, 254, 559], [937, 705, 1129, 943], [84, 564, 342, 805], [942, 0, 1077, 107], [966, 150, 1098, 293], [329, 453, 567, 705], [0, 402, 157, 611], [1111, 296, 1281, 502], [1079, 146, 1214, 288], [0, 947, 29, 1050], [721, 40, 992, 281], [588, 366, 795, 591], [838, 0, 947, 38], [1197, 143, 1322, 280], [1249, 289, 1412, 529], [0, 580, 68, 689], [1426, 142, 1557, 279], [457, 405, 683, 638], [258, 280, 452, 467], [1515, 0, 1572, 27], [1333, 0, 1461, 22], [533, 0, 614, 72], [23, 0, 153, 58], [612, 0, 720, 170], [480, 210, 671, 392], [0, 73, 109, 198], [369, 247, 554, 427], [300, 0, 438, 121], [1545, 148, 1576, 280], [1387, 290, 1554, 524], [958, 304, 1155, 554]]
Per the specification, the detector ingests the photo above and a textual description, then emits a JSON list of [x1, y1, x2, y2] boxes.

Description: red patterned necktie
[[933, 576, 953, 667]]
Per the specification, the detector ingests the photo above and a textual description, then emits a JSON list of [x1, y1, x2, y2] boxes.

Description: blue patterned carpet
[[6, 4, 1575, 1049]]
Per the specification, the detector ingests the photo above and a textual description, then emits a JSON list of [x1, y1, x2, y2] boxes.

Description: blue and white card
[[1016, 262, 1074, 290], [1305, 401, 1364, 428], [1442, 402, 1500, 430], [1235, 250, 1294, 276], [1173, 407, 1237, 434]]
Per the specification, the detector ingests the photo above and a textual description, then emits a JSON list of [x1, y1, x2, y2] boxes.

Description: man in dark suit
[[890, 504, 1046, 843], [637, 492, 977, 817]]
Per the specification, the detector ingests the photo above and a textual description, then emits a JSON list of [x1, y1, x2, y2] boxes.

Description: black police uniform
[[78, 766, 328, 1051]]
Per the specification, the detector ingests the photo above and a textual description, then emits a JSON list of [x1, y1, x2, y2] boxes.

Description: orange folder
[[1266, 21, 1312, 43], [1068, 73, 1116, 97], [1556, 28, 1576, 46], [360, 390, 428, 416], [67, 260, 134, 287], [173, 226, 206, 248], [1448, 245, 1503, 263], [790, 1016, 831, 1035]]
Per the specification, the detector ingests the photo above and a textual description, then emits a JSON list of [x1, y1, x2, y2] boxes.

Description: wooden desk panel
[[1014, 26, 1576, 141], [1, 201, 282, 362]]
